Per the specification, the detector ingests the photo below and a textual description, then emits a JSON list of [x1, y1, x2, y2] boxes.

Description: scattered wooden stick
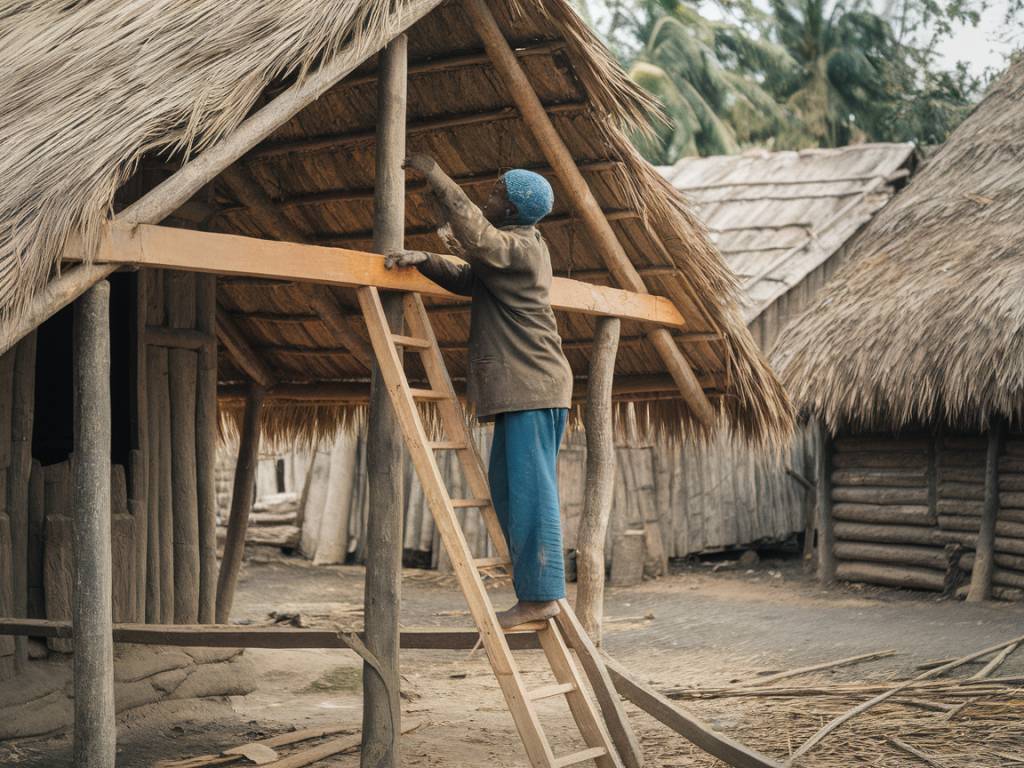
[[969, 640, 1020, 680], [745, 650, 897, 687], [938, 699, 973, 722], [265, 720, 422, 768], [887, 736, 949, 768], [785, 633, 1024, 765], [156, 725, 355, 767]]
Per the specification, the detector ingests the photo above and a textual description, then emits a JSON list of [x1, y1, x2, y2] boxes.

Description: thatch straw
[[772, 58, 1024, 434], [2, 0, 791, 446]]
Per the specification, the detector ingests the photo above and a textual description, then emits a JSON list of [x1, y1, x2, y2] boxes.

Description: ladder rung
[[553, 747, 607, 767], [408, 388, 448, 401], [451, 498, 491, 508], [527, 682, 576, 701], [429, 440, 466, 450], [473, 556, 511, 570], [391, 334, 431, 349], [502, 621, 547, 633]]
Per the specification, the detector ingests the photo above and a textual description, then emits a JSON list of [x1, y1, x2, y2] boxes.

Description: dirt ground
[[4, 551, 1023, 767]]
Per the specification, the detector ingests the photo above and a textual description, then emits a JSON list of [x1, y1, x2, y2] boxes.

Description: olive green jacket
[[412, 175, 572, 418]]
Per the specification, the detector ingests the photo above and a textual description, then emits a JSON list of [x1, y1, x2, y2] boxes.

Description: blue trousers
[[488, 408, 568, 602]]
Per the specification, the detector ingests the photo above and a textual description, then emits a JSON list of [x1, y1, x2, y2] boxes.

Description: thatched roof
[[2, 0, 791, 445], [660, 143, 915, 327], [772, 58, 1024, 434]]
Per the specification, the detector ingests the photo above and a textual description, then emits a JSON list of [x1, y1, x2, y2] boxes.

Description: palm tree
[[625, 4, 796, 161]]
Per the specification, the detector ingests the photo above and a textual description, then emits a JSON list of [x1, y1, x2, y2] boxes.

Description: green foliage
[[574, 0, 991, 161]]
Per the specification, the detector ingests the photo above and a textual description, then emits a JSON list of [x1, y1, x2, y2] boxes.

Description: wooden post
[[195, 274, 218, 623], [9, 331, 36, 670], [72, 281, 116, 768], [130, 272, 148, 622], [215, 383, 264, 623], [967, 416, 1007, 602], [462, 0, 715, 427], [166, 271, 200, 623], [575, 317, 620, 644], [814, 420, 836, 584], [314, 435, 358, 565], [362, 33, 407, 768]]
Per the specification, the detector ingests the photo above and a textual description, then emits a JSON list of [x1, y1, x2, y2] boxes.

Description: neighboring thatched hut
[[648, 144, 915, 556], [0, 3, 790, 749], [773, 59, 1024, 601]]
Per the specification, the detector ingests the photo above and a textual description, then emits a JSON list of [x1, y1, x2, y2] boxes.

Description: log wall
[[829, 429, 1024, 600]]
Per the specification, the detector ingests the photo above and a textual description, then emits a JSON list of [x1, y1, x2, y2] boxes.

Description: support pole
[[462, 0, 715, 428], [72, 281, 115, 768], [362, 33, 407, 768], [575, 317, 620, 644], [9, 331, 36, 670], [814, 420, 836, 584], [967, 415, 1006, 602], [195, 275, 219, 623], [214, 384, 264, 623]]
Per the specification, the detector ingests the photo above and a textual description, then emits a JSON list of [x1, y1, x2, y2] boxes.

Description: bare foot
[[496, 600, 560, 629]]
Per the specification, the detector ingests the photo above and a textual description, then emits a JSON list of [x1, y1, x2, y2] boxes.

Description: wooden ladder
[[357, 287, 641, 768]]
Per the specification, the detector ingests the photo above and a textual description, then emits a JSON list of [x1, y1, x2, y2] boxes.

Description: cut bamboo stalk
[[8, 330, 36, 669], [462, 0, 715, 427], [195, 274, 218, 623], [215, 384, 265, 623], [576, 317, 620, 645], [167, 271, 201, 623], [746, 650, 897, 687], [362, 33, 407, 768], [72, 281, 116, 768]]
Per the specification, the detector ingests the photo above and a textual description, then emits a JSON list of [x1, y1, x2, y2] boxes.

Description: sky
[[934, 0, 1019, 78]]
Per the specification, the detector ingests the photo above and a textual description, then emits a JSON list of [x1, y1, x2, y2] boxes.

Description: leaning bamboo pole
[[72, 281, 115, 768], [362, 33, 407, 768], [462, 0, 715, 428]]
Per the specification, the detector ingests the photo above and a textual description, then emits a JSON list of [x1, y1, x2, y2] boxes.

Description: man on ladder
[[385, 153, 572, 629]]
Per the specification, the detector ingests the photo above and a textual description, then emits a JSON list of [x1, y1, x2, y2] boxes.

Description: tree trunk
[[314, 434, 358, 565], [362, 33, 407, 768], [215, 384, 264, 623], [72, 281, 116, 768], [575, 316, 619, 644], [967, 416, 1007, 601]]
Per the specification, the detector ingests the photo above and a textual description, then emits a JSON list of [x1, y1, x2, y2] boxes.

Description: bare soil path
[[4, 553, 1022, 766]]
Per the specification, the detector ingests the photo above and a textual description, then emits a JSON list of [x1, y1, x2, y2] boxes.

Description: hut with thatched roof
[[648, 144, 915, 557], [773, 58, 1024, 602], [0, 0, 790, 762]]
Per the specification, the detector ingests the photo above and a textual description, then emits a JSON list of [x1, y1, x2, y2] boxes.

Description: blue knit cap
[[502, 169, 554, 225]]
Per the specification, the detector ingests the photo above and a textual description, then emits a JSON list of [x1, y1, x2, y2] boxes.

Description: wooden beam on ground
[[362, 34, 407, 768], [968, 416, 1007, 601], [98, 223, 688, 329], [214, 384, 265, 623], [219, 166, 374, 370], [72, 281, 116, 768], [462, 0, 715, 428], [601, 655, 782, 768], [0, 0, 440, 357]]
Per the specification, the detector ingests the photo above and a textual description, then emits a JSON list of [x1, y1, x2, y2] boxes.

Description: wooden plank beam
[[462, 0, 715, 427], [98, 223, 688, 329]]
